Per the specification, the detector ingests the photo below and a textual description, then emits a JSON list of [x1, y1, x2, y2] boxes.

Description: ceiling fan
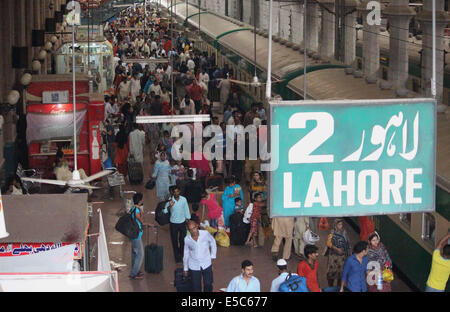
[[21, 1, 113, 192], [20, 169, 114, 191]]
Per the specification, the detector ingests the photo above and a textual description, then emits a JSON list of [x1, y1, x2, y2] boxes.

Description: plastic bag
[[303, 229, 320, 245], [318, 217, 330, 230], [205, 226, 217, 235], [215, 230, 230, 248], [382, 267, 394, 283]]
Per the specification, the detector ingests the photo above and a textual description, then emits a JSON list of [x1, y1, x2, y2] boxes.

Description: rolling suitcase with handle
[[128, 154, 143, 185], [144, 226, 163, 273], [174, 268, 193, 292]]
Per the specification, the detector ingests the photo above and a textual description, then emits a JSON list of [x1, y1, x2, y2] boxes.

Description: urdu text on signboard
[[269, 99, 436, 217]]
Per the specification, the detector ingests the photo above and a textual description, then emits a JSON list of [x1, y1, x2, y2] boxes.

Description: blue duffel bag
[[278, 274, 309, 292]]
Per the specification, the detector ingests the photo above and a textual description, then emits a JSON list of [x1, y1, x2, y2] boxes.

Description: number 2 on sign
[[288, 112, 334, 164]]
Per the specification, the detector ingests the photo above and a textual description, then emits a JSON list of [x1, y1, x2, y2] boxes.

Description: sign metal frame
[[268, 98, 437, 218]]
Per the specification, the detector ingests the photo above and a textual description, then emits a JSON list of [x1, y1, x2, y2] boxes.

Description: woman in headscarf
[[114, 124, 129, 176], [249, 171, 266, 202], [221, 175, 244, 228], [325, 218, 351, 287], [367, 231, 393, 292], [152, 151, 171, 202]]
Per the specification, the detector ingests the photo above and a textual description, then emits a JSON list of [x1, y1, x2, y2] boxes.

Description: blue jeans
[[425, 284, 444, 292], [130, 238, 144, 278], [322, 286, 340, 292], [190, 265, 214, 292]]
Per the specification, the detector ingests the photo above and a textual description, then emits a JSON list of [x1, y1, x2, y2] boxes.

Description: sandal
[[130, 275, 144, 280]]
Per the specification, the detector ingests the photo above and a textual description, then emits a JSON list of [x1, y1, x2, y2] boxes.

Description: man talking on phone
[[164, 186, 191, 263]]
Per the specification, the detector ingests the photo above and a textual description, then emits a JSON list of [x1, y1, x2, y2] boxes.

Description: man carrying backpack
[[270, 259, 296, 292]]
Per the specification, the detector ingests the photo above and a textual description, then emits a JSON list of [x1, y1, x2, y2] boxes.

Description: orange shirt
[[297, 260, 321, 292]]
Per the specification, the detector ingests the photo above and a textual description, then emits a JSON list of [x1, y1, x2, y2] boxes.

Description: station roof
[[0, 194, 89, 244]]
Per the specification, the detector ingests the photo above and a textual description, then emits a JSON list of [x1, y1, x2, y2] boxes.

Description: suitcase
[[174, 268, 193, 292], [128, 155, 143, 185], [144, 226, 163, 273], [229, 212, 250, 246], [205, 174, 224, 191]]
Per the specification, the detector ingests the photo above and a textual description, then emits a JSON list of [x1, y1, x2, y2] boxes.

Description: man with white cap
[[270, 259, 297, 292]]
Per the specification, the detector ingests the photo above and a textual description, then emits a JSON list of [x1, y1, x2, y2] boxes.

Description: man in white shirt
[[149, 79, 162, 96], [144, 41, 150, 55], [104, 96, 114, 121], [134, 34, 145, 51], [187, 57, 196, 72], [198, 68, 209, 90], [270, 259, 296, 292], [151, 40, 158, 52], [118, 75, 131, 102], [180, 94, 195, 115], [179, 51, 187, 64], [129, 123, 146, 164], [183, 220, 217, 292], [129, 74, 141, 104]]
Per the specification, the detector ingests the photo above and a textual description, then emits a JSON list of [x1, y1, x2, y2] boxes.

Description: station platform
[[87, 143, 413, 292]]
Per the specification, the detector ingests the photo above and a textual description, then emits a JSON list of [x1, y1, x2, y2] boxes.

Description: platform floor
[[86, 141, 413, 292]]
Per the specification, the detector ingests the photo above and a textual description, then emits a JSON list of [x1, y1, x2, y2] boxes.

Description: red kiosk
[[24, 74, 104, 178]]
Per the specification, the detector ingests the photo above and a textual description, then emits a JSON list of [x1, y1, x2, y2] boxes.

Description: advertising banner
[[0, 243, 81, 259], [269, 98, 436, 217]]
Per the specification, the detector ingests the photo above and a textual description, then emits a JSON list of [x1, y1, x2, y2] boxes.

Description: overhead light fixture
[[32, 59, 42, 71], [45, 41, 53, 51], [20, 73, 32, 86], [122, 58, 169, 64], [136, 114, 211, 124], [7, 90, 20, 105], [38, 49, 47, 60]]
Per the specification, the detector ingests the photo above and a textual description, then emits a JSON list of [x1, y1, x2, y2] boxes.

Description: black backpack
[[115, 207, 141, 239], [155, 200, 170, 226], [183, 180, 203, 203]]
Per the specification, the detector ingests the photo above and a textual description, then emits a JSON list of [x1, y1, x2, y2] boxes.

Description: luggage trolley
[[16, 163, 43, 194], [121, 190, 136, 214]]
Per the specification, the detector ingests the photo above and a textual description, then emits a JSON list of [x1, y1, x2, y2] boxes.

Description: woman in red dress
[[114, 124, 129, 176], [245, 193, 264, 248]]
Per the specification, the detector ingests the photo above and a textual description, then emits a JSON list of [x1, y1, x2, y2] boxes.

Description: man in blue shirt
[[164, 186, 191, 263], [227, 260, 261, 292], [340, 241, 369, 292]]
